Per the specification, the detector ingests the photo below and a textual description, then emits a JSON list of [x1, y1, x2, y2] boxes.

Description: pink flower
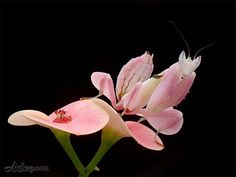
[[91, 98, 164, 151], [8, 99, 109, 135], [83, 98, 167, 175], [7, 50, 202, 177]]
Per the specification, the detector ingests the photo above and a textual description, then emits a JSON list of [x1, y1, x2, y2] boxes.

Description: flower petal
[[92, 98, 163, 151], [137, 76, 162, 109], [116, 52, 154, 100], [91, 98, 131, 138], [91, 72, 116, 106], [8, 100, 110, 136], [145, 107, 183, 135], [125, 121, 164, 151], [124, 76, 163, 116], [8, 110, 47, 126], [122, 82, 143, 111], [115, 77, 159, 112]]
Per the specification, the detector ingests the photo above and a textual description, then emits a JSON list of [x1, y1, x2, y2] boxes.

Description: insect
[[169, 20, 214, 76]]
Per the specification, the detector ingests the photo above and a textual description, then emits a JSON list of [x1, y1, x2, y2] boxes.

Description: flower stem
[[83, 130, 121, 176], [52, 129, 86, 175], [78, 173, 89, 177]]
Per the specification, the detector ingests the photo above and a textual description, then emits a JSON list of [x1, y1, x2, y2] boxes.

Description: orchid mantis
[[8, 49, 201, 177]]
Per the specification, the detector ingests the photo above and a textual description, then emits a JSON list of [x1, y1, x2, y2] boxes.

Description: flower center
[[53, 109, 72, 123]]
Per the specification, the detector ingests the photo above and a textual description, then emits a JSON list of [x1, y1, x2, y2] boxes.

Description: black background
[[0, 1, 235, 177]]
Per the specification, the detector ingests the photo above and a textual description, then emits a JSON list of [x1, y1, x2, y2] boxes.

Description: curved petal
[[115, 79, 156, 112], [91, 72, 116, 106], [8, 100, 110, 136], [124, 76, 163, 116], [91, 98, 131, 138], [137, 76, 162, 109], [145, 107, 183, 135], [8, 110, 47, 126], [92, 98, 163, 151], [147, 63, 195, 114], [122, 82, 143, 111], [125, 121, 164, 151], [113, 99, 125, 111], [116, 52, 154, 100]]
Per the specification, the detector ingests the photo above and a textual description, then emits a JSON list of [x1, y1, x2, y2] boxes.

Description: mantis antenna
[[169, 20, 191, 57], [193, 42, 215, 59], [169, 20, 215, 59]]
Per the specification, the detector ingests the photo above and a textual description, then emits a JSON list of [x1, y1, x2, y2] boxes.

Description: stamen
[[53, 109, 72, 123]]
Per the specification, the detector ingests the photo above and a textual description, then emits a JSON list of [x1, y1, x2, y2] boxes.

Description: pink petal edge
[[122, 82, 143, 111], [91, 72, 116, 106], [125, 121, 164, 151], [116, 52, 154, 100], [8, 110, 46, 126], [8, 100, 110, 136], [145, 107, 183, 135], [92, 98, 163, 151]]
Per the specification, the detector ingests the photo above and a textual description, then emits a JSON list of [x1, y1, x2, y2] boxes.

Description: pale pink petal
[[115, 80, 150, 112], [136, 76, 163, 109], [114, 99, 125, 111], [116, 52, 154, 100], [92, 98, 163, 151], [122, 82, 143, 111], [125, 121, 164, 151], [91, 98, 131, 138], [8, 100, 110, 136], [8, 110, 47, 126], [49, 100, 109, 135], [123, 76, 163, 116], [91, 72, 116, 106], [145, 107, 183, 135], [146, 63, 195, 114]]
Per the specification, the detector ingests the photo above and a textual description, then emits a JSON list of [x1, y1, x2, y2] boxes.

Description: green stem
[[85, 139, 114, 173], [79, 173, 89, 177], [52, 129, 86, 175], [83, 130, 121, 176]]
